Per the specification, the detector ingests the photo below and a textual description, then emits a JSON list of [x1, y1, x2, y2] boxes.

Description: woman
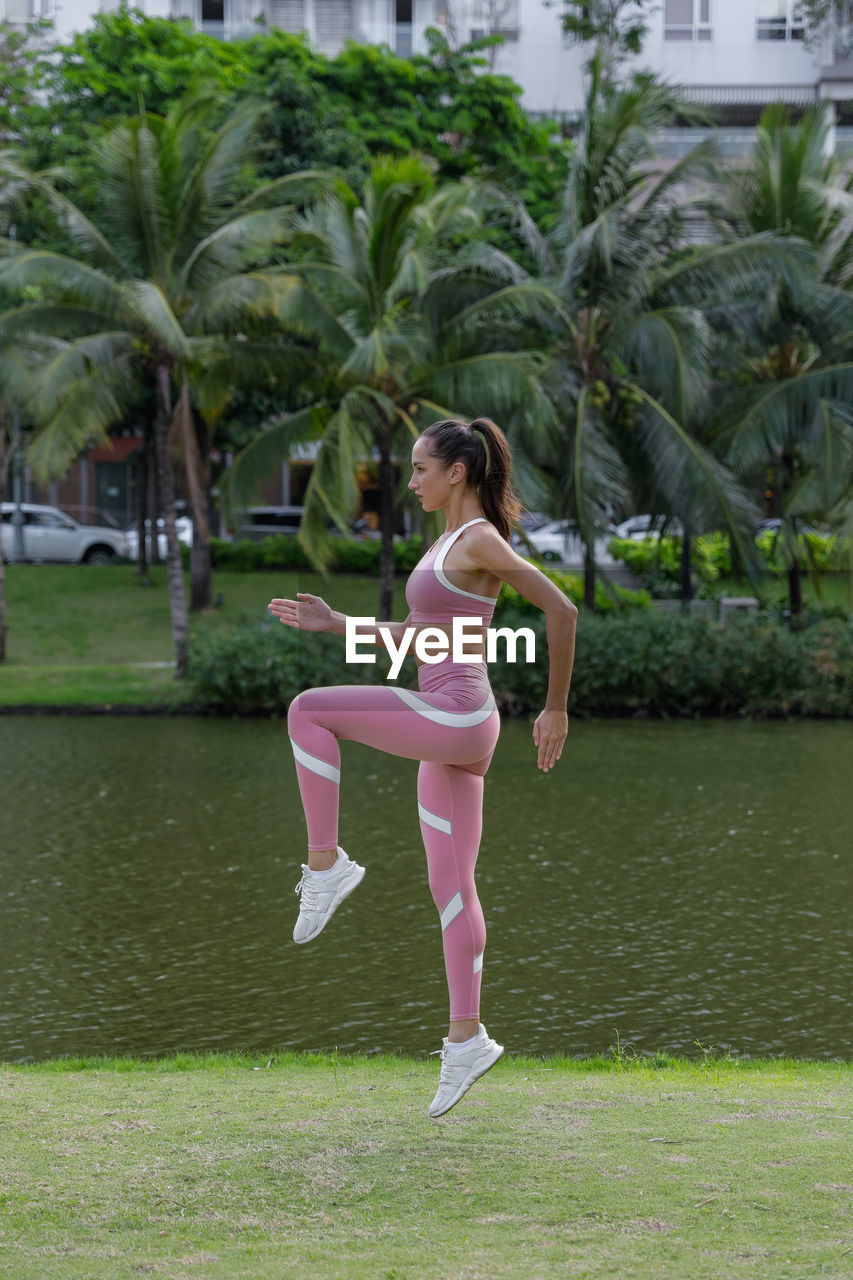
[[269, 417, 577, 1117]]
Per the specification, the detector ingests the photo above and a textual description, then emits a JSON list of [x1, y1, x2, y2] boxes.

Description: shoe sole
[[293, 864, 366, 945], [428, 1041, 504, 1118]]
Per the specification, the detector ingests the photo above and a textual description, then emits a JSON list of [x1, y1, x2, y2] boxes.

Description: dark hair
[[420, 417, 520, 542]]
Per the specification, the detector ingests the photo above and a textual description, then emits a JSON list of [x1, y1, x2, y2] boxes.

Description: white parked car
[[513, 519, 615, 565], [612, 514, 684, 540], [1, 503, 130, 564], [125, 516, 193, 560]]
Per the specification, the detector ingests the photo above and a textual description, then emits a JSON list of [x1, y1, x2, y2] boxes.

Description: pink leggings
[[286, 661, 501, 1021]]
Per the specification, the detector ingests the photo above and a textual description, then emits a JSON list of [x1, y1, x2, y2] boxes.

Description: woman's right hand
[[268, 593, 333, 632]]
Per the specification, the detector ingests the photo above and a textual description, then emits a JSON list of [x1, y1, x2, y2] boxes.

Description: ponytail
[[420, 416, 520, 541]]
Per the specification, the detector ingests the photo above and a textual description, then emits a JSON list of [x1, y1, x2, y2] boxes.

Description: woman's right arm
[[268, 593, 415, 649]]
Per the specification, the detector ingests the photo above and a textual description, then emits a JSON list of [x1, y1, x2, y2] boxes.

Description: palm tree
[[227, 154, 557, 620], [0, 94, 331, 673], [712, 102, 853, 616], [527, 58, 778, 607]]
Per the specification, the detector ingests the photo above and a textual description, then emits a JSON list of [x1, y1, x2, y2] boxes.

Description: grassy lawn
[[0, 565, 408, 705], [712, 573, 852, 614], [0, 1052, 850, 1279]]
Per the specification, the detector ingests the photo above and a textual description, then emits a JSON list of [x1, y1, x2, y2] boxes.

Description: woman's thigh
[[289, 684, 500, 769]]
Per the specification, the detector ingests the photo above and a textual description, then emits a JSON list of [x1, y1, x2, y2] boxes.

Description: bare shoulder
[[463, 522, 529, 575], [466, 521, 578, 614]]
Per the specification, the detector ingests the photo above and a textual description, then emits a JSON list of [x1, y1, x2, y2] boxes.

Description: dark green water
[[0, 717, 849, 1062]]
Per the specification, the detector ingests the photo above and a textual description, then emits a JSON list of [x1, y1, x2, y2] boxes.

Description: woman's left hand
[[532, 707, 568, 773]]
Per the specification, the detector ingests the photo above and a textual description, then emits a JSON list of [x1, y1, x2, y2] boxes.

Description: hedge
[[609, 531, 851, 591], [186, 610, 853, 719], [198, 535, 426, 574]]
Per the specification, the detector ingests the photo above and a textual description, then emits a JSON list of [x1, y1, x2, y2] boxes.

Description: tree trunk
[[680, 526, 693, 608], [583, 542, 596, 611], [787, 558, 803, 620], [154, 365, 189, 678], [782, 454, 802, 620], [149, 438, 161, 566], [377, 430, 395, 622], [0, 423, 9, 664], [135, 427, 149, 577], [188, 407, 211, 613]]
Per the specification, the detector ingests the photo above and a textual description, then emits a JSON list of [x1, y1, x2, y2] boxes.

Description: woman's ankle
[[308, 848, 338, 872]]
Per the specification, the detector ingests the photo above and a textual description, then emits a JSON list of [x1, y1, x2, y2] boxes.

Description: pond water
[[0, 716, 850, 1062]]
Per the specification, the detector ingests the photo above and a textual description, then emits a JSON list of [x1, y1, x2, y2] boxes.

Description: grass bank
[[1, 1052, 851, 1279], [0, 564, 405, 708]]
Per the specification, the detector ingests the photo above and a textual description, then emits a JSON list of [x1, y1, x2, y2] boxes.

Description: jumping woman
[[268, 418, 577, 1117]]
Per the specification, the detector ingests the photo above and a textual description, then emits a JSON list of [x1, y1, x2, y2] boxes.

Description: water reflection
[[0, 717, 849, 1061]]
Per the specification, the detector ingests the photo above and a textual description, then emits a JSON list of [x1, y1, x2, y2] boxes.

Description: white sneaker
[[428, 1024, 504, 1118], [292, 847, 366, 944]]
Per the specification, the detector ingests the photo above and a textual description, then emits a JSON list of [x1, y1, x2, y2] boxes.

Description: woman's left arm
[[466, 525, 578, 773]]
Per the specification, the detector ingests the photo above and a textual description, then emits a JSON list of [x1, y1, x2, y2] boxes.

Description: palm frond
[[119, 281, 191, 360], [634, 385, 761, 573], [27, 350, 139, 479], [225, 403, 330, 513], [0, 251, 123, 316], [724, 363, 853, 470]]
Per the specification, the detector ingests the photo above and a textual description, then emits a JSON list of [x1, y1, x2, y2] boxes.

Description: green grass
[[1, 1052, 850, 1279], [712, 573, 852, 614], [0, 565, 408, 705]]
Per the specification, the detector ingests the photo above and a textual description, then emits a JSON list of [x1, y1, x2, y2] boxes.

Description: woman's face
[[408, 438, 463, 512]]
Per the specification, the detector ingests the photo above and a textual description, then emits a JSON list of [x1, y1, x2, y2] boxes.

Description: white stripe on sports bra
[[433, 517, 498, 606]]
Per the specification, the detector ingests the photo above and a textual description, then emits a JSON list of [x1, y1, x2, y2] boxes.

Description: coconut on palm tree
[[0, 92, 332, 672], [227, 154, 558, 620]]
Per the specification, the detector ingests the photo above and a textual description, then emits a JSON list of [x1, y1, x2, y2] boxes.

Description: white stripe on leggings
[[418, 802, 452, 835], [440, 891, 464, 931], [289, 738, 340, 785], [473, 952, 484, 974], [391, 687, 496, 728]]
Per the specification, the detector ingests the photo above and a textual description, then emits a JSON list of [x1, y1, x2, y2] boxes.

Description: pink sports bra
[[405, 517, 499, 626]]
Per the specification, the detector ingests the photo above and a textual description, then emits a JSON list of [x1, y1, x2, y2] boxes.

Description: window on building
[[756, 0, 805, 40], [396, 0, 413, 56], [664, 0, 712, 40], [315, 0, 353, 53], [201, 0, 225, 21], [469, 0, 521, 40], [268, 0, 306, 32]]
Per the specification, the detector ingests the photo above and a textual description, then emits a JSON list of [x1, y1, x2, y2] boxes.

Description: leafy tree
[[553, 0, 652, 81], [797, 0, 853, 53], [712, 103, 853, 617], [0, 20, 53, 148], [0, 94, 330, 673], [29, 12, 569, 238], [527, 58, 788, 608], [227, 154, 557, 620]]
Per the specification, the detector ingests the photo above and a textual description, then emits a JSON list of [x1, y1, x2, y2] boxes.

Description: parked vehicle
[[512, 518, 615, 565], [612, 514, 684, 540], [232, 506, 305, 542], [124, 516, 193, 560], [1, 503, 130, 564]]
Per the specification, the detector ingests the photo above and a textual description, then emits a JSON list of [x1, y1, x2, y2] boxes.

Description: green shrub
[[496, 567, 650, 616], [610, 531, 850, 591], [186, 610, 853, 718], [206, 535, 424, 574]]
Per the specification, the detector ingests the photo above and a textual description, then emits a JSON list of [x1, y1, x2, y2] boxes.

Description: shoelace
[[430, 1044, 467, 1083], [294, 867, 319, 908]]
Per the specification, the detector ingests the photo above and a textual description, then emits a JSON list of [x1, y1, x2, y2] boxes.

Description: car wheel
[[83, 546, 115, 566]]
